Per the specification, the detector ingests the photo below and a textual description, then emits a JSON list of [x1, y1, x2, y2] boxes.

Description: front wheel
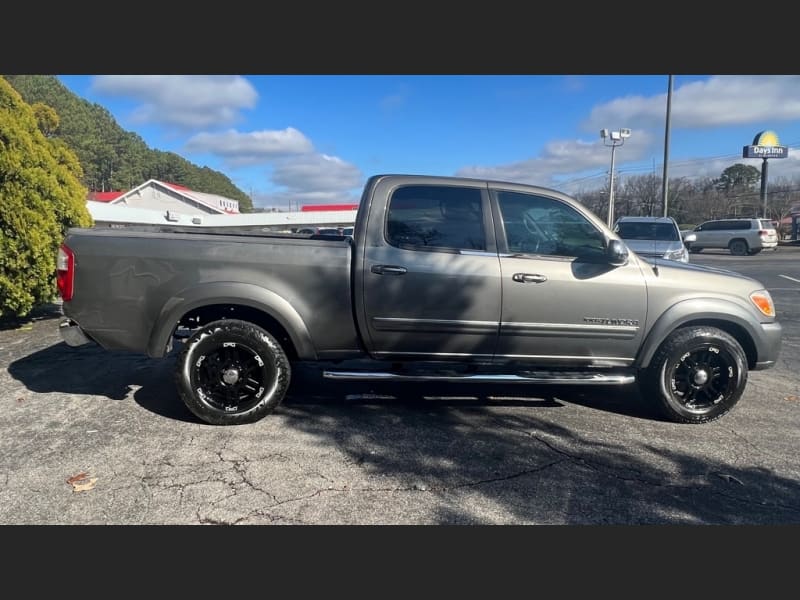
[[175, 319, 291, 425], [640, 326, 748, 424]]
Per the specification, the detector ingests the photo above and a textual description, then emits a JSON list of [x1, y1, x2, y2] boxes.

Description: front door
[[491, 187, 648, 367]]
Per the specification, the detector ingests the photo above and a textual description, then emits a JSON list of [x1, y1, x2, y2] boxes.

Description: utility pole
[[761, 157, 768, 218], [662, 74, 673, 217]]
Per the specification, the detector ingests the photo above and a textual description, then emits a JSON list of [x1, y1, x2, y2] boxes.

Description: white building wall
[[112, 183, 221, 215], [88, 201, 357, 231]]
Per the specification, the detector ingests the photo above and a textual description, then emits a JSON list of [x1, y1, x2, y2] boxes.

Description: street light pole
[[600, 128, 631, 227], [608, 143, 617, 227]]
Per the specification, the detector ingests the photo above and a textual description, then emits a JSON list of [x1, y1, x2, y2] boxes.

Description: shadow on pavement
[[0, 302, 64, 332], [9, 341, 656, 425]]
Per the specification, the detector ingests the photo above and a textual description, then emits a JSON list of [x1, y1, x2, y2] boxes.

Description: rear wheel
[[175, 319, 291, 425], [729, 239, 749, 256], [640, 326, 748, 424]]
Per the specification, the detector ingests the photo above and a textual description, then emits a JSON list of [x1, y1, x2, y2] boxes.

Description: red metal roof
[[87, 191, 125, 202], [301, 203, 359, 212], [163, 182, 192, 191]]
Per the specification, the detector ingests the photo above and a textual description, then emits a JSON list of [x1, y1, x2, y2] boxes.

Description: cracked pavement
[[1, 250, 799, 524]]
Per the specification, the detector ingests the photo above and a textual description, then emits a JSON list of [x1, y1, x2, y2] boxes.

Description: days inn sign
[[743, 130, 788, 159]]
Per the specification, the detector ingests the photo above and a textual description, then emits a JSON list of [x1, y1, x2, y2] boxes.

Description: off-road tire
[[175, 319, 291, 425], [640, 326, 748, 424]]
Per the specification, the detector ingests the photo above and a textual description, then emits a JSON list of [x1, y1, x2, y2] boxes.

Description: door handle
[[371, 264, 408, 275], [512, 273, 547, 283]]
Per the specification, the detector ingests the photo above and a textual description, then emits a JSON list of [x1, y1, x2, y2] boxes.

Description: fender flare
[[146, 281, 316, 359], [636, 297, 760, 369]]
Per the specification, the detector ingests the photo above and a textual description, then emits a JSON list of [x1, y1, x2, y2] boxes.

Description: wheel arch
[[147, 282, 316, 360], [637, 300, 759, 370]]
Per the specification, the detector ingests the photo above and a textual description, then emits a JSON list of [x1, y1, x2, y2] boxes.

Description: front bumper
[[59, 318, 93, 347], [752, 321, 782, 370]]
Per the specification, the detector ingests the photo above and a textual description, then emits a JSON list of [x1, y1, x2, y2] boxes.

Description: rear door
[[359, 179, 502, 361]]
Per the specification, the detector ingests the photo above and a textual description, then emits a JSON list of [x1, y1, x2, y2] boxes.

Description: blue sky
[[57, 75, 800, 209]]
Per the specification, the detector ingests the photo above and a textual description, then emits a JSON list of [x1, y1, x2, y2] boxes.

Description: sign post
[[743, 130, 788, 219]]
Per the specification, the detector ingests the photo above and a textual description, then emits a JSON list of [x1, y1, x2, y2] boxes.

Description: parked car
[[613, 216, 691, 263], [295, 227, 342, 235], [685, 218, 779, 256]]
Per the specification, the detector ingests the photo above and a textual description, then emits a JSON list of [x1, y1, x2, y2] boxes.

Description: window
[[386, 185, 485, 251], [616, 221, 680, 241], [497, 191, 605, 258]]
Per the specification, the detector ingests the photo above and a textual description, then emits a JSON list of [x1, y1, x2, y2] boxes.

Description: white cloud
[[253, 153, 363, 209], [272, 153, 362, 191], [90, 75, 258, 129], [185, 128, 313, 166], [584, 75, 800, 131], [456, 131, 654, 188]]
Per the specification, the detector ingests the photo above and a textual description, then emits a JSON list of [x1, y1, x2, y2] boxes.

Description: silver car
[[613, 216, 690, 263]]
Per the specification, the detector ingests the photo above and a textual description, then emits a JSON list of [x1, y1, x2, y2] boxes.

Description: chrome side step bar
[[323, 370, 635, 385]]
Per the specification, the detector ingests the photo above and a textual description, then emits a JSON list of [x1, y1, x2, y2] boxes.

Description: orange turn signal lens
[[750, 290, 775, 318]]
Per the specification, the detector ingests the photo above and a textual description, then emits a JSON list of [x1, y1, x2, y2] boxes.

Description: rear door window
[[386, 185, 486, 251]]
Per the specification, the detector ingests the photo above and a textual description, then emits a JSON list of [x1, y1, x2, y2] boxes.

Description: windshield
[[759, 219, 775, 230], [616, 221, 680, 241]]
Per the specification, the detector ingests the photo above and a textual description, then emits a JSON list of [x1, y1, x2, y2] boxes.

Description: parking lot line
[[779, 274, 800, 284]]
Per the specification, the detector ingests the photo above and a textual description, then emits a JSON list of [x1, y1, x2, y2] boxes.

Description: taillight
[[56, 244, 74, 301], [758, 229, 769, 236]]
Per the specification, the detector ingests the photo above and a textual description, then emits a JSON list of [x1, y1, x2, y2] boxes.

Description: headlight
[[750, 290, 775, 317], [665, 247, 688, 262]]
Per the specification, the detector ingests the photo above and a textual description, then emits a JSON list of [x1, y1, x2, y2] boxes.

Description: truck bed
[[62, 227, 361, 359]]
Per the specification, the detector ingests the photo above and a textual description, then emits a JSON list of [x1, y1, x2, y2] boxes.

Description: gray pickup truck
[[57, 174, 782, 426]]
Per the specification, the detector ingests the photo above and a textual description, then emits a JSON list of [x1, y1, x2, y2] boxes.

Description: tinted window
[[497, 191, 605, 258], [731, 221, 750, 230], [386, 185, 485, 251], [616, 221, 679, 241], [759, 219, 775, 230]]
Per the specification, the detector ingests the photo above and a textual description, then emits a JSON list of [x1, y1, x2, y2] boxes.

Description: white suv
[[685, 218, 778, 256]]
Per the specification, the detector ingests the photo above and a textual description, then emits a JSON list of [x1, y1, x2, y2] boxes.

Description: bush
[[0, 78, 91, 317]]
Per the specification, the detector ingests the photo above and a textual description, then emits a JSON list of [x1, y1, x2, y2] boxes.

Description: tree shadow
[[273, 394, 800, 524], [0, 302, 64, 332]]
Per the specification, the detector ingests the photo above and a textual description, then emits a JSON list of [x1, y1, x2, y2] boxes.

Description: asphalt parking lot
[[1, 246, 799, 524]]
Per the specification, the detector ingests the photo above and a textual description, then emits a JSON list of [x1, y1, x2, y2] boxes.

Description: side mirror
[[606, 239, 629, 266], [683, 233, 697, 243]]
